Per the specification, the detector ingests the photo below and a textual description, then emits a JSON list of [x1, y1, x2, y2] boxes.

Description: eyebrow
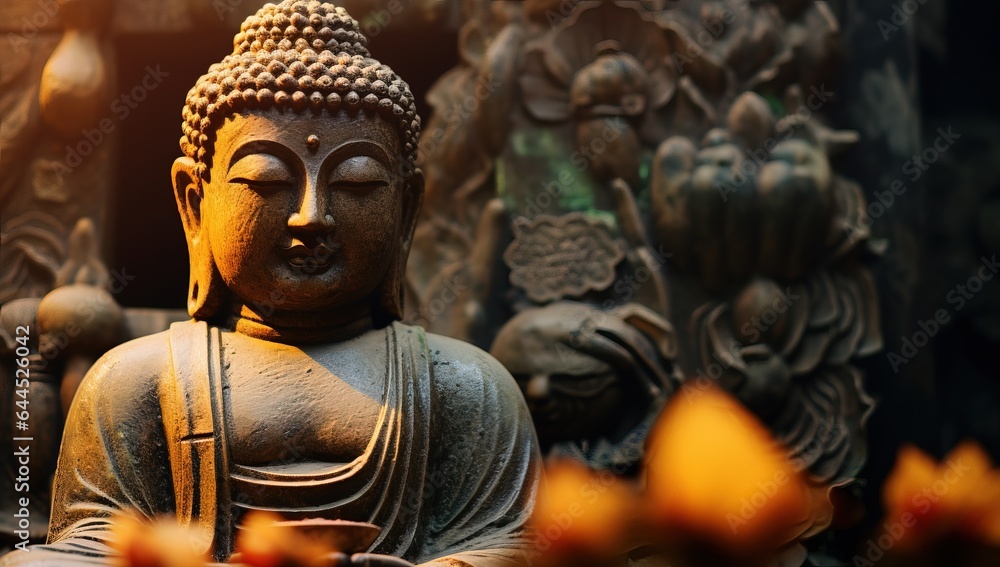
[[325, 140, 396, 167], [227, 140, 296, 173], [226, 139, 398, 173]]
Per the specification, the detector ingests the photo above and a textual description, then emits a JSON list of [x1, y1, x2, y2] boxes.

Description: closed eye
[[331, 179, 389, 192], [229, 177, 294, 190], [227, 153, 296, 190], [329, 155, 393, 192]]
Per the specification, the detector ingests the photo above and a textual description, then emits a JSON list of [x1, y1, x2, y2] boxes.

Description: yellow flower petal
[[880, 440, 1000, 552], [531, 460, 639, 560], [644, 386, 829, 554], [110, 515, 211, 567]]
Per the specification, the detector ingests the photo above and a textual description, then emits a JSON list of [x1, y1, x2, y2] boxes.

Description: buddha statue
[[0, 2, 540, 566]]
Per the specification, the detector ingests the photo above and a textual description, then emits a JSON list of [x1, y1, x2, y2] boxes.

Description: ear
[[374, 168, 425, 325], [172, 156, 203, 236], [172, 156, 224, 319], [401, 168, 425, 250]]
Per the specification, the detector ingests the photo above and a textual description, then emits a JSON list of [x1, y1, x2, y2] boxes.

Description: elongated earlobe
[[172, 156, 226, 319], [377, 169, 425, 325], [401, 168, 425, 252]]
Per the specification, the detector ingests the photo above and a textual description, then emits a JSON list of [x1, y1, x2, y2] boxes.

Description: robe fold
[[0, 322, 540, 567]]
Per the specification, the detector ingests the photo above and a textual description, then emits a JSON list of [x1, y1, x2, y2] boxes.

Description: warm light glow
[[110, 514, 210, 567], [235, 512, 338, 567], [643, 386, 832, 554], [531, 460, 640, 561], [883, 441, 1000, 551]]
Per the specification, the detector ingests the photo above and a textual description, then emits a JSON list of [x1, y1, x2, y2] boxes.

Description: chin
[[284, 282, 374, 311], [271, 288, 347, 311]]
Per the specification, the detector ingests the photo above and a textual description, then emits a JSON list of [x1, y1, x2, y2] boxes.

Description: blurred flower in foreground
[[643, 386, 833, 565], [234, 511, 346, 567], [531, 460, 641, 566], [109, 511, 381, 567], [878, 441, 1000, 562], [110, 514, 210, 567]]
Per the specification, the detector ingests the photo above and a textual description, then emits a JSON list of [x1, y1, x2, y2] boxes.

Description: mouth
[[279, 240, 341, 273]]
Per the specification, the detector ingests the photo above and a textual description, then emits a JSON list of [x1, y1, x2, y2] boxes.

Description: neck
[[226, 301, 376, 344]]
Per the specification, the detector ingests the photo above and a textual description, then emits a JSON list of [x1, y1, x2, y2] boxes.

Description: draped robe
[[0, 322, 540, 567]]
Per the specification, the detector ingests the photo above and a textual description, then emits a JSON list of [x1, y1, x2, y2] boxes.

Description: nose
[[287, 177, 335, 238], [526, 374, 550, 401]]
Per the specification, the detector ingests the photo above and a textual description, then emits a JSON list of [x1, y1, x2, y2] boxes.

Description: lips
[[279, 239, 341, 273]]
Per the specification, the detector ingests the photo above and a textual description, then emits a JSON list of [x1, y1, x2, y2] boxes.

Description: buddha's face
[[193, 107, 415, 313]]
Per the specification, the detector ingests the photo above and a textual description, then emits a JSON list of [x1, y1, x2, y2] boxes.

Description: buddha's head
[[172, 0, 422, 329]]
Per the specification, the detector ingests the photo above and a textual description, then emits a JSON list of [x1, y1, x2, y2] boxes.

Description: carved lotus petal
[[853, 267, 884, 356], [772, 366, 876, 485], [707, 270, 880, 377], [806, 271, 839, 327], [828, 177, 873, 258], [819, 273, 866, 367], [520, 1, 675, 123], [694, 266, 879, 483]]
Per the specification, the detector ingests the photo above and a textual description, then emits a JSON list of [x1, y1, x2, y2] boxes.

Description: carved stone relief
[[407, 0, 882, 521]]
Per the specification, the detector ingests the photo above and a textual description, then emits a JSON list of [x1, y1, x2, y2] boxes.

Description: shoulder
[[419, 330, 531, 426], [68, 329, 173, 423], [424, 332, 520, 393], [79, 329, 173, 389], [411, 329, 541, 498], [424, 332, 510, 375]]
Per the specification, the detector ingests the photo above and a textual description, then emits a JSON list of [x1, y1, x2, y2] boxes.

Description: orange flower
[[235, 512, 343, 567], [110, 514, 211, 567], [882, 441, 1000, 552], [531, 460, 641, 564], [643, 386, 832, 556]]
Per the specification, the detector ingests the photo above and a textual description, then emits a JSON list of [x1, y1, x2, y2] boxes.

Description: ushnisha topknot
[[180, 0, 420, 181]]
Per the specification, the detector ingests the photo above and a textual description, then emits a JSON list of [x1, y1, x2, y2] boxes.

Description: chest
[[221, 334, 387, 466]]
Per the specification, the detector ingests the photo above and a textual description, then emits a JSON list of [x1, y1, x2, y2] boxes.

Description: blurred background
[[2, 0, 1000, 565]]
